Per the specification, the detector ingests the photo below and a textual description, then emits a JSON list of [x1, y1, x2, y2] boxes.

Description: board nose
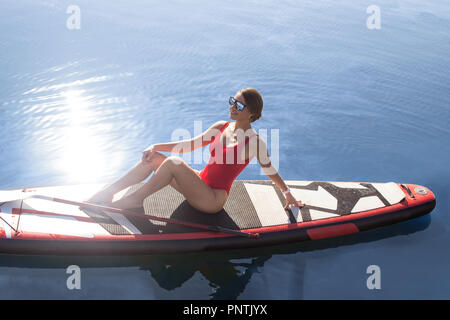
[[402, 183, 436, 203]]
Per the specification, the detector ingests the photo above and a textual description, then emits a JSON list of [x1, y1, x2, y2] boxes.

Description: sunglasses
[[229, 96, 246, 111]]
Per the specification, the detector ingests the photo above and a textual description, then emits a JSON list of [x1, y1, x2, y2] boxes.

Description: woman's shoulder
[[209, 120, 229, 131], [213, 120, 231, 131]]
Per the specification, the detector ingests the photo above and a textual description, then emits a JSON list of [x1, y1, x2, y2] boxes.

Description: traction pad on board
[[82, 181, 405, 236]]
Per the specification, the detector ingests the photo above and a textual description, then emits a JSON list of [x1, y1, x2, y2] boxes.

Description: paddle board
[[0, 180, 435, 255]]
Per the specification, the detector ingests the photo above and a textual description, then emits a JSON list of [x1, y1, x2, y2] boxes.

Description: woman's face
[[229, 92, 253, 122]]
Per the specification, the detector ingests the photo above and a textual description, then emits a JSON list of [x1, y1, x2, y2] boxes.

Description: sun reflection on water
[[54, 89, 110, 183]]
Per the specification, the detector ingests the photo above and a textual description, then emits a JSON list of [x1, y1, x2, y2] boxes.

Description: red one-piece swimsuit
[[199, 121, 258, 195]]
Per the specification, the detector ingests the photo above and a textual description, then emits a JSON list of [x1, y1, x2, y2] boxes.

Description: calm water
[[0, 0, 449, 299]]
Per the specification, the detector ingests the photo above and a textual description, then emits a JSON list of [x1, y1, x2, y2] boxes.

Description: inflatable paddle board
[[0, 180, 435, 255]]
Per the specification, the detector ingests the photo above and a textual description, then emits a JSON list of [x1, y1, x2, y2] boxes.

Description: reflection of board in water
[[0, 180, 436, 255]]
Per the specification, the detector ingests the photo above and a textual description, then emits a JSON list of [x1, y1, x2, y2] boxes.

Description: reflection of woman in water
[[87, 88, 303, 213], [144, 254, 272, 300]]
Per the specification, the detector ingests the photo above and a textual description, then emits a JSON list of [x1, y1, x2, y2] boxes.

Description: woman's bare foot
[[85, 189, 114, 206], [110, 191, 145, 210]]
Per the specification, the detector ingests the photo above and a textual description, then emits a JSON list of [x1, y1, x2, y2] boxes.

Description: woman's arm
[[143, 120, 227, 154], [255, 137, 304, 208], [255, 137, 288, 191]]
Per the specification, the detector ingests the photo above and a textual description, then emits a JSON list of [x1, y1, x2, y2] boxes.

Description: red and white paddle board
[[0, 180, 436, 255]]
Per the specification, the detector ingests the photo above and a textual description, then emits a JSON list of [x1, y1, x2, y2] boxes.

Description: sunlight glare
[[56, 89, 108, 183]]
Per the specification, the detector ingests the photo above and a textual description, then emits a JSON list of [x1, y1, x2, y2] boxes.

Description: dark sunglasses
[[229, 96, 246, 111]]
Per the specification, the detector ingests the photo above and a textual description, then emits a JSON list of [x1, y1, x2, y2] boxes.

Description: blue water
[[0, 0, 449, 299]]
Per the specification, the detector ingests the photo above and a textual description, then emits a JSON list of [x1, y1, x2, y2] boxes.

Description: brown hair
[[240, 88, 263, 122]]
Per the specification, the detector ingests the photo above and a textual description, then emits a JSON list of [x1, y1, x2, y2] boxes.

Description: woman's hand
[[283, 192, 305, 210], [142, 144, 156, 163]]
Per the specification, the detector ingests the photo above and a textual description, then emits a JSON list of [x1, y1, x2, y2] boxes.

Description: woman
[[87, 88, 304, 213]]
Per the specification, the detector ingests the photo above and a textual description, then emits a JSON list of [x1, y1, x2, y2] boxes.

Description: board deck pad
[[74, 180, 407, 236]]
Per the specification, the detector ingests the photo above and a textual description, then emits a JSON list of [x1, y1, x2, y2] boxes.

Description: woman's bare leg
[[86, 152, 168, 204], [111, 156, 225, 213]]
